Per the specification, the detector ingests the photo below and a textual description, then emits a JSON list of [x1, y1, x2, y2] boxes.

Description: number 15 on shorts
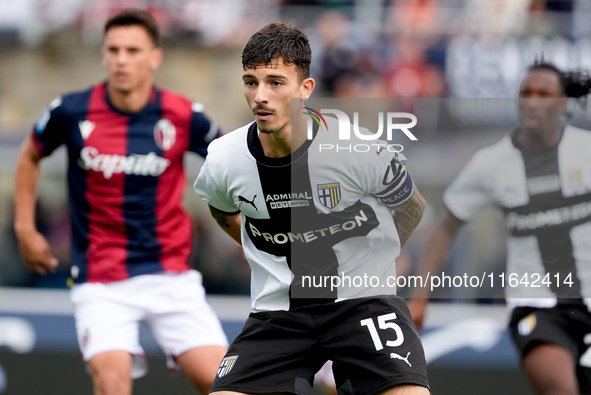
[[360, 312, 404, 351]]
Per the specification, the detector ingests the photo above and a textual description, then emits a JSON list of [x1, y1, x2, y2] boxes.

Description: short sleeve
[[32, 96, 66, 157], [443, 153, 493, 221], [194, 157, 240, 215], [189, 102, 222, 157]]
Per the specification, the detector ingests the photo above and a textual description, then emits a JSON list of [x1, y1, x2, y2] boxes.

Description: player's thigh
[[146, 271, 228, 358], [577, 356, 591, 395], [71, 283, 145, 371], [88, 350, 133, 378], [177, 345, 227, 372], [176, 345, 227, 385], [328, 296, 429, 394], [522, 344, 579, 395], [88, 350, 134, 395], [510, 306, 581, 394]]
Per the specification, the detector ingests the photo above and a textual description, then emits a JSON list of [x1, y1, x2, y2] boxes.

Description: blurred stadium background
[[1, 0, 590, 393]]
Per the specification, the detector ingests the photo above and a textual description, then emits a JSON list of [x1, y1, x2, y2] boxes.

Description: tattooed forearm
[[208, 205, 242, 245], [209, 205, 231, 228], [391, 187, 426, 247]]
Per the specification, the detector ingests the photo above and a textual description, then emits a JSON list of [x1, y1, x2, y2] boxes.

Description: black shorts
[[509, 304, 591, 393], [211, 295, 429, 395]]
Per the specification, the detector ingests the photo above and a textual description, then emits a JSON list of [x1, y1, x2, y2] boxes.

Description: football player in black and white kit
[[194, 22, 430, 395], [409, 62, 591, 395]]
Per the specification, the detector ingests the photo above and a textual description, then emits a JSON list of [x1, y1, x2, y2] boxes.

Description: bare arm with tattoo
[[391, 186, 426, 247], [208, 205, 242, 245]]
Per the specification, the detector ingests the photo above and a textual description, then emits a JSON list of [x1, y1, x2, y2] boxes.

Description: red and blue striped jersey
[[31, 82, 221, 283]]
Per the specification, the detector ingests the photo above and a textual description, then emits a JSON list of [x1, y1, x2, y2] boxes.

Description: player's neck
[[107, 81, 153, 113], [259, 114, 307, 158], [516, 125, 563, 152], [259, 127, 293, 158]]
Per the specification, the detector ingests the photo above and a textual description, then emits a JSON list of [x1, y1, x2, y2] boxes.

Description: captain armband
[[376, 174, 415, 207]]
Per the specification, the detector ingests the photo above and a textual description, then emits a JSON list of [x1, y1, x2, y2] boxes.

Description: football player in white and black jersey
[[194, 22, 430, 395], [409, 62, 591, 395]]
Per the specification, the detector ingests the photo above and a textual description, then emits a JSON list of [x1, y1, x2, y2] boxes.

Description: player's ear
[[300, 77, 315, 101], [150, 47, 163, 71]]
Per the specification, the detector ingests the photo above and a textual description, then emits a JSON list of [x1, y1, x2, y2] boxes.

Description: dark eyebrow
[[242, 73, 288, 81], [265, 74, 288, 80], [105, 44, 141, 51]]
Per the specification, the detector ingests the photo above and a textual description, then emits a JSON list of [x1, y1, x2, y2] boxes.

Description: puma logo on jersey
[[79, 120, 95, 140], [390, 352, 412, 367], [239, 195, 258, 211]]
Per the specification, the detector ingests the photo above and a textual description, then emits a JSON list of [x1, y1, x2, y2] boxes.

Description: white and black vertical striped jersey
[[444, 125, 591, 309], [194, 117, 415, 312]]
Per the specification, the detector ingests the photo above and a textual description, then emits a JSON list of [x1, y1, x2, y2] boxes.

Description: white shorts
[[70, 270, 228, 378]]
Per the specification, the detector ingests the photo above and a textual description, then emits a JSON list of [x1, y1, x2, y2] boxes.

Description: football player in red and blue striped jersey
[[14, 9, 227, 395]]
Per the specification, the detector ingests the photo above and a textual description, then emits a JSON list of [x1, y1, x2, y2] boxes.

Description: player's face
[[518, 69, 567, 136], [243, 57, 314, 135], [102, 25, 162, 95]]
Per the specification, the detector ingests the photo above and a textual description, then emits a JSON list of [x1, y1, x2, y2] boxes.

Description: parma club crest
[[518, 313, 537, 336], [317, 182, 341, 209], [217, 355, 239, 378]]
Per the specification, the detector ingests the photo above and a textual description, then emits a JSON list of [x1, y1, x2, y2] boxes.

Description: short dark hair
[[242, 22, 311, 82], [529, 61, 591, 98], [104, 9, 160, 47]]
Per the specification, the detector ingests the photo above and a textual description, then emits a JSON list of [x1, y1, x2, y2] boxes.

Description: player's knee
[[90, 365, 127, 383], [90, 368, 131, 395], [184, 372, 214, 395], [88, 355, 132, 395], [176, 345, 227, 393]]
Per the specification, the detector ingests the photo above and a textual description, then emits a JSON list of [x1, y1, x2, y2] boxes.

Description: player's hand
[[17, 230, 58, 275], [407, 298, 428, 332]]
